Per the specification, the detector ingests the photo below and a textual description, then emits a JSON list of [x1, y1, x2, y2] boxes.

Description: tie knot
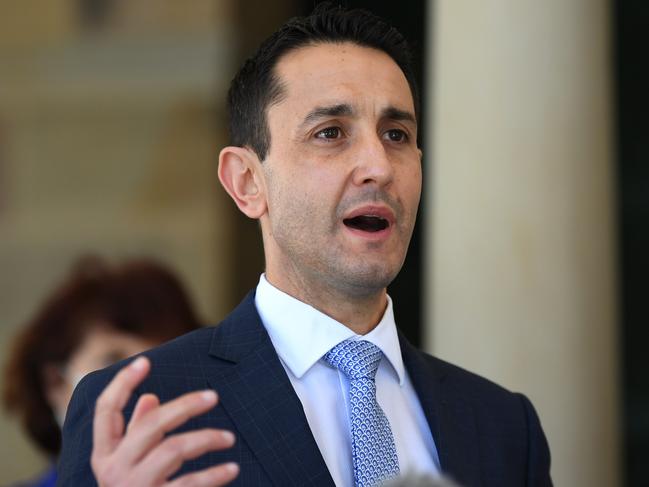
[[323, 339, 383, 380]]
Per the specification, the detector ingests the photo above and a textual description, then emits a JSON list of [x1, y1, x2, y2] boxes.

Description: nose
[[351, 133, 395, 187]]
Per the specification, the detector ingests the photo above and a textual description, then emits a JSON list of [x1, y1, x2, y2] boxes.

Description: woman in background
[[2, 256, 202, 487]]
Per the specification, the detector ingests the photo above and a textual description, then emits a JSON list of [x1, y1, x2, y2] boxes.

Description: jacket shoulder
[[407, 349, 552, 486], [404, 344, 524, 405], [77, 326, 217, 399]]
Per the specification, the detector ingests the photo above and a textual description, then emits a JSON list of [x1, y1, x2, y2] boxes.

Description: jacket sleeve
[[56, 370, 107, 487], [517, 393, 553, 487]]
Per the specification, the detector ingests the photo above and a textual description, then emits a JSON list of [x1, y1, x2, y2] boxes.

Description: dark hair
[[227, 2, 419, 160], [2, 256, 202, 456]]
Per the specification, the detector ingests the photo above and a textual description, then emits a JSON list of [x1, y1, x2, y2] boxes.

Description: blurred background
[[0, 0, 646, 486]]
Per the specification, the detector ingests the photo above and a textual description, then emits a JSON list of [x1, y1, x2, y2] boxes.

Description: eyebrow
[[297, 103, 417, 133], [299, 103, 355, 130], [381, 106, 417, 124]]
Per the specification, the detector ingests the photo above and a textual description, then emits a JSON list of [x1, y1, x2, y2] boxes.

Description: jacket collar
[[399, 331, 483, 486]]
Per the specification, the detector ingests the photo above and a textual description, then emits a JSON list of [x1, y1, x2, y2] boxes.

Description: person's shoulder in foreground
[[58, 292, 552, 487]]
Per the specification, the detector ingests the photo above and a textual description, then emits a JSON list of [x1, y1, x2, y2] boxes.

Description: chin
[[331, 264, 399, 298]]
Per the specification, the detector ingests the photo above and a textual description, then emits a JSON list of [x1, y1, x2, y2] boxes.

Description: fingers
[[165, 462, 240, 487], [129, 393, 161, 431], [93, 356, 151, 457], [113, 390, 218, 467], [132, 429, 236, 485], [91, 357, 237, 487]]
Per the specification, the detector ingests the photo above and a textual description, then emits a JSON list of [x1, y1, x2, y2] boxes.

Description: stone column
[[425, 1, 619, 486]]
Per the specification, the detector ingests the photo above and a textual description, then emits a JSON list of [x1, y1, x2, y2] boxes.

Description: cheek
[[396, 164, 422, 206], [269, 164, 339, 214], [412, 173, 423, 206]]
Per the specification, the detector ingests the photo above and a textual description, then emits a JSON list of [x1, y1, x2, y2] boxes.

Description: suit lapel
[[399, 334, 483, 487], [205, 292, 335, 487]]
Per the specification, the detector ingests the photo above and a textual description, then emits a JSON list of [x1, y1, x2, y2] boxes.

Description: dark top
[[57, 291, 552, 486]]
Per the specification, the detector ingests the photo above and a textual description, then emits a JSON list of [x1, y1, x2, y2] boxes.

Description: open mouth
[[343, 215, 390, 232]]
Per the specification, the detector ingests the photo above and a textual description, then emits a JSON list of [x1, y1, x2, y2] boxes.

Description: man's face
[[260, 42, 422, 298]]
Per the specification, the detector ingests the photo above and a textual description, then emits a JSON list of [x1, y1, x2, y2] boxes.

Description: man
[[57, 5, 552, 487]]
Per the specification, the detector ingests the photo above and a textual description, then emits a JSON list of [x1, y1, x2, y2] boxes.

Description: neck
[[264, 271, 388, 335]]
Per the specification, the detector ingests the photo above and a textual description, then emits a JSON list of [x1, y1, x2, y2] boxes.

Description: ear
[[218, 146, 267, 219]]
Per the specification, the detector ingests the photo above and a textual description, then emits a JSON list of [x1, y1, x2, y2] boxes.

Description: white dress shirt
[[255, 275, 441, 487]]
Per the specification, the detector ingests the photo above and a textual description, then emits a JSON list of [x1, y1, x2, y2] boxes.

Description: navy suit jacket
[[57, 291, 552, 486]]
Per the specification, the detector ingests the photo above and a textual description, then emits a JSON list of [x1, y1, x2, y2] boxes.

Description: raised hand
[[90, 356, 239, 487]]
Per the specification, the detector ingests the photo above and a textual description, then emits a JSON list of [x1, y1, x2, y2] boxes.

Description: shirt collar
[[254, 274, 406, 385]]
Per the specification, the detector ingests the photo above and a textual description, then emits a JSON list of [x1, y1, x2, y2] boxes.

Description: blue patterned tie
[[324, 339, 400, 487]]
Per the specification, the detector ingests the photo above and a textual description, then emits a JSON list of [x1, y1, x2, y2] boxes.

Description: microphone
[[381, 473, 462, 487]]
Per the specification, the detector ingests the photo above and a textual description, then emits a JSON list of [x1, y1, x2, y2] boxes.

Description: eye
[[384, 129, 408, 143], [315, 126, 342, 140]]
